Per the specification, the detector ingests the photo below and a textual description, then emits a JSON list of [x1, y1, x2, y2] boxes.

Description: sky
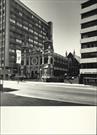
[[20, 0, 81, 56]]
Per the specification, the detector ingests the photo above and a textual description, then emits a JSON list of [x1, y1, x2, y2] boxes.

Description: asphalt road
[[1, 80, 97, 106], [1, 92, 89, 106]]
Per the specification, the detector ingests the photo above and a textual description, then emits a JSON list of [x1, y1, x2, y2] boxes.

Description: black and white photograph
[[0, 0, 97, 134]]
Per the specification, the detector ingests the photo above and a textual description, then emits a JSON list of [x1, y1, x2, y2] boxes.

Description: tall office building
[[0, 0, 53, 78], [80, 0, 97, 85]]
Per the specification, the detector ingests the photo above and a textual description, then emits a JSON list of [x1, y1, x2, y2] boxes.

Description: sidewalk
[[2, 80, 97, 92]]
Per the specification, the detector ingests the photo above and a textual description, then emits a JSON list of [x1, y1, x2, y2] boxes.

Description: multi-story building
[[0, 0, 53, 79], [41, 40, 68, 82], [80, 0, 97, 85]]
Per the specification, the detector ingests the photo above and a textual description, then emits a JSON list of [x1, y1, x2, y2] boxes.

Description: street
[[1, 80, 97, 106]]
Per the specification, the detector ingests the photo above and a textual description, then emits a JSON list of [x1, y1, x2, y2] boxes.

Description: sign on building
[[16, 50, 21, 64]]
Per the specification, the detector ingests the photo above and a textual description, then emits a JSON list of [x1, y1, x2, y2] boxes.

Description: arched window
[[50, 58, 53, 64], [44, 57, 48, 64]]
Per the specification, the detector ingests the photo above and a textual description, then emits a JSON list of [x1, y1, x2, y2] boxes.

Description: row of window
[[81, 20, 97, 29], [9, 17, 47, 36], [0, 13, 5, 22], [81, 74, 97, 78], [0, 0, 5, 17], [0, 0, 48, 32], [10, 35, 44, 45], [22, 57, 53, 65], [81, 9, 97, 19], [10, 29, 46, 44], [16, 39, 22, 44], [81, 63, 97, 69], [0, 21, 5, 29], [9, 39, 44, 49], [10, 0, 47, 27], [0, 55, 4, 61], [9, 24, 47, 41], [81, 0, 97, 9], [0, 60, 4, 65], [10, 7, 48, 32], [21, 58, 41, 66], [9, 49, 15, 53], [10, 2, 34, 19], [81, 41, 97, 48], [0, 0, 5, 9], [81, 31, 97, 39], [81, 52, 97, 58]]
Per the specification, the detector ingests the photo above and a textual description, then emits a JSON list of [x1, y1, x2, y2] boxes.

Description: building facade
[[80, 0, 97, 85], [67, 52, 80, 77], [41, 40, 68, 82], [0, 0, 53, 79]]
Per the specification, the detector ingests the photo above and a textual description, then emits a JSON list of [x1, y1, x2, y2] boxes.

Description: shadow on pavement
[[1, 88, 19, 92], [0, 92, 93, 106]]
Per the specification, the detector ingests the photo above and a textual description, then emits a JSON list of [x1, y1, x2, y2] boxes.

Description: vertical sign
[[16, 50, 21, 64]]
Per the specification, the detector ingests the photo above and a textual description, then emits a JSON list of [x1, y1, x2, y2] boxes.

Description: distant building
[[66, 52, 80, 77], [80, 0, 97, 85], [41, 40, 68, 82], [0, 0, 53, 79]]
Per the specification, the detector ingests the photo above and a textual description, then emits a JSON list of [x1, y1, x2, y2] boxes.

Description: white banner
[[16, 50, 21, 64]]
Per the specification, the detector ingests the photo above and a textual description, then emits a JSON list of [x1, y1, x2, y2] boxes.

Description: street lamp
[[0, 67, 3, 91], [0, 12, 4, 90], [0, 35, 3, 90]]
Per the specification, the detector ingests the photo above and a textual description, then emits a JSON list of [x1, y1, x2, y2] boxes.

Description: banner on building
[[16, 50, 21, 64]]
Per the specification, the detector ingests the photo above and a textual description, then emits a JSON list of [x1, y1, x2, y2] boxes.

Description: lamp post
[[0, 68, 3, 91], [0, 11, 4, 90], [0, 46, 4, 90], [0, 46, 3, 91]]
